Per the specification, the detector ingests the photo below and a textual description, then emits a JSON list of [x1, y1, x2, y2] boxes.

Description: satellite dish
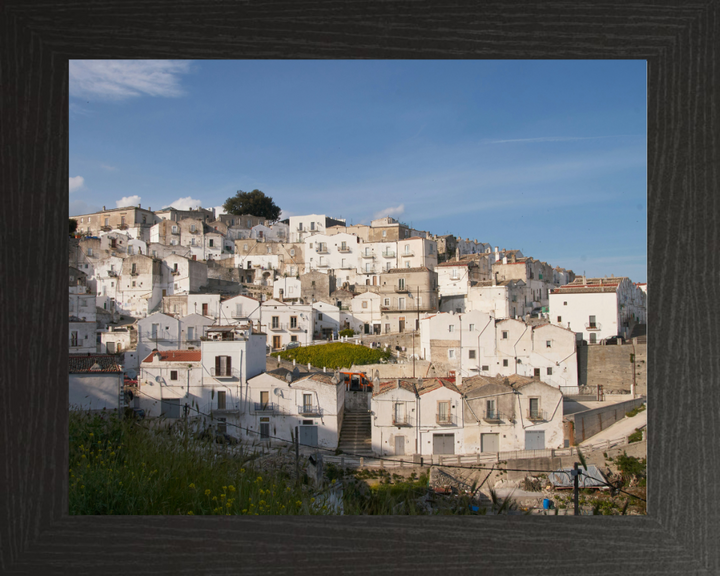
[[285, 372, 292, 383], [273, 388, 284, 398]]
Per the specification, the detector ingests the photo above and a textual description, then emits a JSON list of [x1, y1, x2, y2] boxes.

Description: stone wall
[[565, 397, 646, 445], [345, 390, 371, 412], [577, 340, 647, 395]]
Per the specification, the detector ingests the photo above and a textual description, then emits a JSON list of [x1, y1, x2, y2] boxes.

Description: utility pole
[[572, 462, 580, 515], [295, 426, 300, 486]]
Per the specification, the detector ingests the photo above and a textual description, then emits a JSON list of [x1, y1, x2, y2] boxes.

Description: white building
[[138, 350, 205, 419], [69, 354, 124, 412], [219, 294, 263, 325], [244, 368, 345, 449], [461, 375, 564, 453], [312, 301, 341, 341], [395, 236, 438, 271], [261, 299, 313, 350], [273, 276, 302, 301], [549, 276, 646, 342], [350, 292, 383, 335], [303, 232, 360, 280], [179, 313, 215, 350], [286, 214, 346, 243], [136, 312, 181, 364], [465, 279, 528, 319], [371, 378, 465, 457]]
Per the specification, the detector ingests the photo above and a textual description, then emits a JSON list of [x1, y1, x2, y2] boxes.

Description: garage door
[[481, 433, 499, 453], [433, 433, 455, 455], [525, 431, 545, 450], [161, 398, 181, 419], [299, 425, 318, 447]]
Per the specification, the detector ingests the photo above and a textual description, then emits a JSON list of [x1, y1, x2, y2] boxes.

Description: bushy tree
[[223, 189, 282, 222], [69, 218, 78, 235]]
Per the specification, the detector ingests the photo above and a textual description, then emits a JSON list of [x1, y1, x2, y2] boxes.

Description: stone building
[[376, 267, 438, 334], [73, 205, 159, 240]]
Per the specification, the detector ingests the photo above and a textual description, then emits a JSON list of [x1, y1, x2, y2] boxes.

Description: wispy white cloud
[[168, 196, 203, 210], [101, 164, 117, 171], [69, 60, 192, 100], [69, 176, 84, 192], [373, 204, 405, 220], [117, 195, 141, 208]]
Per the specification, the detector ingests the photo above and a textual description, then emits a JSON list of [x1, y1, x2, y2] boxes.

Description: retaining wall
[[565, 397, 646, 445]]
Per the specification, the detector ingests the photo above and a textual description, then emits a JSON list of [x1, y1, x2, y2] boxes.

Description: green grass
[[69, 411, 325, 515], [271, 342, 392, 369], [626, 403, 646, 418]]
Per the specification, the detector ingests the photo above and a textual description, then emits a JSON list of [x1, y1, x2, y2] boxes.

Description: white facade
[[371, 379, 465, 456], [98, 326, 132, 354], [466, 280, 528, 319], [261, 299, 313, 350], [136, 312, 181, 365], [69, 285, 97, 323], [187, 294, 222, 320], [288, 214, 345, 243], [161, 254, 208, 296], [350, 292, 383, 335], [304, 233, 360, 277], [396, 237, 438, 271], [312, 301, 341, 340], [244, 370, 345, 449], [138, 351, 206, 419], [69, 373, 123, 411], [179, 313, 215, 349], [273, 277, 302, 301], [126, 238, 148, 257], [461, 377, 564, 453], [69, 321, 98, 354], [219, 294, 263, 325]]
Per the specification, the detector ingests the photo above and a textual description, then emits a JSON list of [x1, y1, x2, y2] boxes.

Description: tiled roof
[[436, 260, 470, 267], [384, 266, 433, 274], [141, 350, 202, 363], [373, 378, 460, 397], [69, 354, 123, 373]]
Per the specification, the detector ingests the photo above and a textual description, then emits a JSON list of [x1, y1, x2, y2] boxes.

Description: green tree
[[69, 218, 78, 235], [223, 189, 282, 222]]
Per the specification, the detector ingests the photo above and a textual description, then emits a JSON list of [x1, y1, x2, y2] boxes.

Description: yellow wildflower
[[189, 483, 196, 489], [310, 498, 315, 503], [187, 511, 194, 515], [205, 489, 211, 496], [222, 486, 227, 492], [228, 485, 235, 492]]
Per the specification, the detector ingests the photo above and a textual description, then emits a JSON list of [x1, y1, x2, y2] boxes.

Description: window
[[362, 301, 368, 309], [341, 241, 347, 250], [589, 315, 597, 328], [398, 297, 405, 310], [486, 400, 496, 418], [267, 246, 271, 254], [190, 237, 195, 246], [481, 365, 489, 371], [405, 261, 410, 268], [290, 316, 297, 328], [404, 245, 410, 254], [87, 248, 93, 256], [502, 331, 508, 339], [318, 313, 323, 320], [310, 222, 315, 231], [382, 230, 386, 237], [172, 225, 178, 234], [448, 325, 455, 333], [70, 331, 79, 347], [243, 243, 248, 251], [534, 368, 541, 378], [173, 263, 178, 273], [383, 298, 390, 306], [448, 349, 455, 359], [271, 316, 279, 329], [365, 247, 371, 256], [557, 316, 562, 323], [469, 350, 476, 359], [503, 359, 509, 367], [398, 278, 405, 290], [590, 333, 597, 344], [529, 397, 540, 418], [563, 301, 567, 306], [187, 326, 195, 340], [437, 401, 450, 422], [260, 417, 270, 439], [170, 370, 178, 381], [190, 224, 196, 232], [547, 367, 553, 375], [469, 324, 474, 331], [290, 248, 295, 256], [132, 281, 136, 287], [215, 355, 232, 377], [303, 393, 313, 412], [385, 323, 390, 334], [546, 340, 552, 348], [209, 239, 214, 247], [291, 335, 298, 342], [517, 359, 522, 364]]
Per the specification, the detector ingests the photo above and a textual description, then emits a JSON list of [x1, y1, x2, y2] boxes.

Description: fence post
[[360, 457, 364, 468]]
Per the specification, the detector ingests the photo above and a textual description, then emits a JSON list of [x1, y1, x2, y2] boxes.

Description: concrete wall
[[578, 341, 647, 394], [345, 390, 371, 412], [565, 396, 646, 444]]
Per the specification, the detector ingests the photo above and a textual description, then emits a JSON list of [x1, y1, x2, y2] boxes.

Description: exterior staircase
[[337, 411, 373, 457]]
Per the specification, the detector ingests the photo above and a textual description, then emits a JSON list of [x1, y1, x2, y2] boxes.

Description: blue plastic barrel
[[543, 498, 552, 509]]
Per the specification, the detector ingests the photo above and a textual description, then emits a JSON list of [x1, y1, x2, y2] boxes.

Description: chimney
[[503, 256, 507, 265], [103, 206, 106, 210], [493, 272, 497, 286], [138, 204, 141, 208]]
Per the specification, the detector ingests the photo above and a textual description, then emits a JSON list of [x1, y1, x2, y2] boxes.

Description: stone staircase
[[337, 411, 373, 456]]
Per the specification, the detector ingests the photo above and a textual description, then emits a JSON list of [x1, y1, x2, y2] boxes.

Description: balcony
[[100, 225, 112, 232], [482, 411, 504, 424], [254, 402, 279, 414], [392, 415, 412, 427], [210, 367, 240, 379], [400, 250, 415, 257], [316, 262, 330, 268], [316, 247, 329, 254], [189, 228, 200, 234], [119, 223, 129, 230], [288, 324, 305, 332], [361, 252, 375, 259], [298, 404, 323, 417], [394, 286, 409, 293], [129, 271, 139, 276], [171, 229, 180, 235], [339, 263, 355, 269], [338, 247, 352, 253], [436, 413, 456, 426], [171, 270, 180, 276], [527, 409, 546, 422], [585, 322, 601, 331], [107, 270, 118, 277], [381, 251, 396, 258], [269, 323, 285, 331]]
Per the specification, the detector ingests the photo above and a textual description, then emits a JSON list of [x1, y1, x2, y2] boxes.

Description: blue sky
[[69, 60, 647, 282]]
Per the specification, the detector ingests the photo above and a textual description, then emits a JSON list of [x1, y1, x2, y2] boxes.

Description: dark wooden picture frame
[[1, 2, 716, 574]]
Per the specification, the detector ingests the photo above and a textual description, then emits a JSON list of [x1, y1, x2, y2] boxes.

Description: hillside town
[[69, 203, 647, 471]]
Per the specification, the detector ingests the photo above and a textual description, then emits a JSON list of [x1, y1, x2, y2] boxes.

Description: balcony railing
[[209, 367, 240, 379], [298, 404, 323, 417], [100, 225, 112, 232], [361, 253, 375, 259], [584, 322, 601, 331], [171, 270, 180, 275], [338, 247, 352, 253], [171, 229, 180, 235], [436, 413, 456, 426], [394, 286, 409, 293], [316, 247, 329, 254], [392, 415, 412, 427], [119, 223, 129, 230], [483, 411, 504, 423], [316, 262, 329, 267], [189, 228, 200, 234], [107, 270, 118, 277], [339, 264, 355, 269], [269, 323, 285, 331], [527, 409, 547, 422], [381, 251, 396, 258], [130, 270, 139, 276], [400, 250, 414, 257], [288, 324, 305, 332], [254, 402, 279, 413]]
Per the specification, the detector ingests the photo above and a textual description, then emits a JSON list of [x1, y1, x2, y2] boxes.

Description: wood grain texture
[[0, 1, 717, 574]]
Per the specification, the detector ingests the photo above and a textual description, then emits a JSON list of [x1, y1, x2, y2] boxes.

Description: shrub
[[626, 404, 646, 418], [271, 342, 392, 369], [628, 428, 643, 443], [339, 329, 355, 338]]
